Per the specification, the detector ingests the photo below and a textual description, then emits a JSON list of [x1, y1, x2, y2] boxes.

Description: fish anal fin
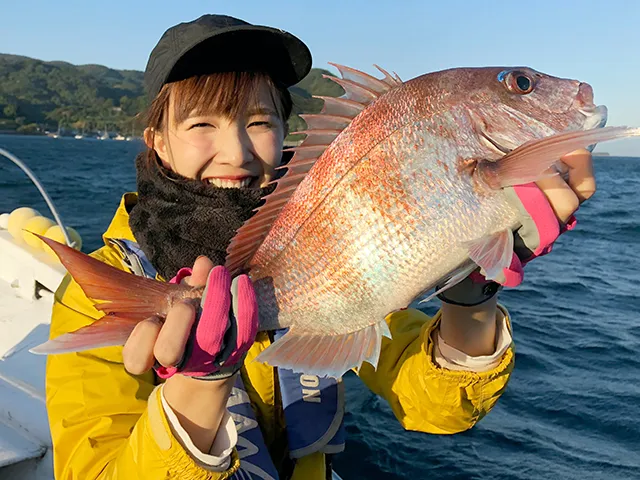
[[254, 320, 392, 378], [465, 229, 514, 281]]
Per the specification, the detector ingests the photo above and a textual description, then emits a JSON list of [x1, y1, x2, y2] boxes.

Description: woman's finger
[[123, 316, 162, 375], [535, 173, 580, 224], [154, 301, 197, 367], [184, 256, 214, 287], [558, 149, 596, 203]]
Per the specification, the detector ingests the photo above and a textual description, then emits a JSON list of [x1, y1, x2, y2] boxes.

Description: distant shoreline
[[0, 132, 637, 158]]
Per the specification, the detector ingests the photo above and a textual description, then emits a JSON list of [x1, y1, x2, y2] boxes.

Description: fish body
[[32, 65, 638, 378]]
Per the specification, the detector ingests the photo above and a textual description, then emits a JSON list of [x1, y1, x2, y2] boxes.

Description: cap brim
[[167, 25, 312, 89]]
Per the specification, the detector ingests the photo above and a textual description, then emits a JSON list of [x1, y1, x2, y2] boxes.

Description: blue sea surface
[[1, 135, 639, 480]]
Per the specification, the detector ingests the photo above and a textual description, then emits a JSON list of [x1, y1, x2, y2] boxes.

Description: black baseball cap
[[144, 14, 312, 99]]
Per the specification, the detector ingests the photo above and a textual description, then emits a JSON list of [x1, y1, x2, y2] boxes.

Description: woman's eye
[[190, 122, 213, 129], [249, 121, 271, 128]]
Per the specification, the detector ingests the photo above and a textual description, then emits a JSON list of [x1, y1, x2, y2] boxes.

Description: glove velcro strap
[[437, 274, 502, 307], [191, 353, 246, 381]]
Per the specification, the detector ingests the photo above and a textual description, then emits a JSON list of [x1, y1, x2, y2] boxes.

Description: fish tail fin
[[30, 315, 138, 354], [31, 236, 185, 355], [478, 126, 640, 188], [255, 320, 392, 378]]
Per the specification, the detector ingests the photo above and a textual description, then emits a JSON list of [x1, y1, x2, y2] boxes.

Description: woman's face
[[152, 80, 286, 188]]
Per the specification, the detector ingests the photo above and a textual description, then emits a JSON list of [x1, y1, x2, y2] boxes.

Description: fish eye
[[499, 70, 535, 95], [516, 75, 531, 91]]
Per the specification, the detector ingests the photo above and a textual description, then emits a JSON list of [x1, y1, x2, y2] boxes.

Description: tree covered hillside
[[0, 53, 343, 138]]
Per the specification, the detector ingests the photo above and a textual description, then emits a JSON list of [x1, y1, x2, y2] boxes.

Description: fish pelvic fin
[[255, 320, 392, 379], [30, 315, 138, 355], [464, 229, 514, 281], [477, 126, 640, 188], [415, 230, 513, 305], [225, 64, 401, 276]]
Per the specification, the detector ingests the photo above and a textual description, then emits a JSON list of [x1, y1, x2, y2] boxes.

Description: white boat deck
[[0, 229, 64, 478]]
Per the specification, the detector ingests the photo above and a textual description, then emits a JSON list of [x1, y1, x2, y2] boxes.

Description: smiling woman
[[38, 11, 614, 480]]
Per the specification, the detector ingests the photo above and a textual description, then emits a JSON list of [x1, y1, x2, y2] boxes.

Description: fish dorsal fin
[[226, 64, 402, 276]]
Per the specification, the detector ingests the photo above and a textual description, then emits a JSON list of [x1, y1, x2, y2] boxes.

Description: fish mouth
[[580, 105, 608, 152], [573, 82, 608, 150], [581, 104, 608, 130]]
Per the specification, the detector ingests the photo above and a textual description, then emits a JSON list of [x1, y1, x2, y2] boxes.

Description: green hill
[[0, 53, 344, 138]]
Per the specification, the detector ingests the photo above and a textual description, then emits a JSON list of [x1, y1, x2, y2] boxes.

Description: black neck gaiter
[[128, 152, 273, 280]]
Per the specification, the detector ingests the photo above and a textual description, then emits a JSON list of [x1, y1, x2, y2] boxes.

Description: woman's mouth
[[205, 176, 256, 188]]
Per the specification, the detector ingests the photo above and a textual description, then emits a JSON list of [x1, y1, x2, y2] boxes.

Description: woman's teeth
[[206, 178, 253, 188]]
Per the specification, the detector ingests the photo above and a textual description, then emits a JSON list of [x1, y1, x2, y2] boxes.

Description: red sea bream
[[32, 64, 640, 378]]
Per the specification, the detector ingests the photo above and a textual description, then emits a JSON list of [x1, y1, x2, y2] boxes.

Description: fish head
[[457, 67, 608, 155]]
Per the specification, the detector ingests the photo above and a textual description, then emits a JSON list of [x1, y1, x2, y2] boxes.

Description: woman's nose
[[215, 126, 253, 167]]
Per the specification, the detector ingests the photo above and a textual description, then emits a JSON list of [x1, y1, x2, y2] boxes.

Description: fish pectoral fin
[[255, 321, 392, 379], [29, 315, 138, 355], [464, 229, 514, 282], [476, 126, 640, 189]]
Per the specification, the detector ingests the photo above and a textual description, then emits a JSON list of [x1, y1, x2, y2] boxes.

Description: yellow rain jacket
[[46, 193, 515, 480]]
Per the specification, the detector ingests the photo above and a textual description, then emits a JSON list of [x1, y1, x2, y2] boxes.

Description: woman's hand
[[536, 148, 595, 222], [122, 256, 258, 379], [122, 256, 214, 375], [498, 148, 596, 285], [438, 149, 596, 356], [122, 256, 259, 453]]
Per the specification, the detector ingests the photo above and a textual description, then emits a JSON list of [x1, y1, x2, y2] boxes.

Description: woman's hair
[[143, 71, 293, 165]]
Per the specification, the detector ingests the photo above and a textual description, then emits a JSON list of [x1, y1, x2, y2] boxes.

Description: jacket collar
[[102, 192, 138, 244]]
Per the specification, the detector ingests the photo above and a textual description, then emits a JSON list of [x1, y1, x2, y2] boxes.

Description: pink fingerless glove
[[493, 183, 577, 287], [154, 266, 259, 380], [438, 183, 577, 306]]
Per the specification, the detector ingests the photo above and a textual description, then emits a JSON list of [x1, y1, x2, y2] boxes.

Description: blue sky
[[2, 0, 638, 155]]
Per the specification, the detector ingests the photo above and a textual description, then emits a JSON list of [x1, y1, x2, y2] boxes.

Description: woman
[[45, 14, 595, 480]]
